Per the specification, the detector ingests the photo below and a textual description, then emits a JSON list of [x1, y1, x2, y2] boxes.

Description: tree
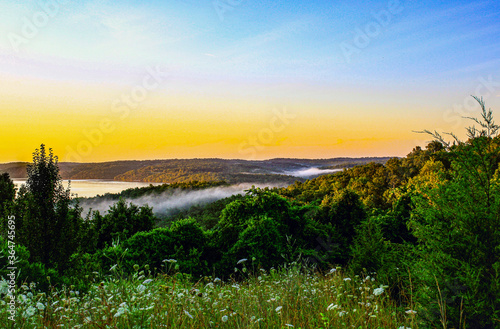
[[89, 198, 156, 251], [0, 173, 16, 238], [411, 97, 500, 328], [16, 144, 82, 269]]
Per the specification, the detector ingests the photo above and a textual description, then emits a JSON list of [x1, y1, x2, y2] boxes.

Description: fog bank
[[287, 167, 342, 178], [79, 183, 285, 216]]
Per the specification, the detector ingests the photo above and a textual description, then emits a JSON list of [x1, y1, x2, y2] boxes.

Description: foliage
[[0, 173, 15, 239], [85, 199, 156, 252], [0, 263, 416, 328], [14, 145, 83, 270], [410, 97, 500, 328], [3, 98, 500, 327]]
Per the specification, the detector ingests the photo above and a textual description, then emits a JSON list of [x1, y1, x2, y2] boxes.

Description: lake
[[13, 179, 159, 198]]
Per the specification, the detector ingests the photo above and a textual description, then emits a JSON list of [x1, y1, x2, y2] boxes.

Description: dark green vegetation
[[0, 157, 390, 184], [1, 97, 500, 328]]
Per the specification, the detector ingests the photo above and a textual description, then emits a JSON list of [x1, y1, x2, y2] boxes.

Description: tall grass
[[1, 263, 417, 328]]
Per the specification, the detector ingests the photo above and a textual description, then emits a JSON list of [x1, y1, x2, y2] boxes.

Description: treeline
[[1, 98, 500, 327], [79, 180, 230, 200]]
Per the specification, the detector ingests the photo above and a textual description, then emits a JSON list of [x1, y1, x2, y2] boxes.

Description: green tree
[[411, 97, 500, 328], [0, 173, 16, 238], [16, 144, 82, 269], [89, 198, 156, 251]]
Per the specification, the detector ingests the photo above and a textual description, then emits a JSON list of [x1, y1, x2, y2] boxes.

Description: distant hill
[[0, 157, 392, 184]]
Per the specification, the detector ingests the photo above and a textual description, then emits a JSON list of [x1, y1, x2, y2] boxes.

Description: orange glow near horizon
[[2, 0, 499, 163], [1, 74, 433, 163]]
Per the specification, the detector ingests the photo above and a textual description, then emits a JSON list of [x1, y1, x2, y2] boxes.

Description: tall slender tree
[[16, 144, 82, 269], [0, 172, 16, 238]]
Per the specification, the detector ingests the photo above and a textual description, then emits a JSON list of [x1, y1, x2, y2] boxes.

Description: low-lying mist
[[287, 167, 342, 178], [78, 183, 285, 217]]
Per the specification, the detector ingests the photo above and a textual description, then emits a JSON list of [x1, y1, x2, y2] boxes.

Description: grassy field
[[1, 263, 417, 328]]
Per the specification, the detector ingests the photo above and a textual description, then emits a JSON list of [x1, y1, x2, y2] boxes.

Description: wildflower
[[222, 315, 228, 322], [275, 306, 283, 313], [163, 259, 177, 263], [213, 277, 221, 283], [285, 324, 294, 327], [338, 311, 346, 317], [237, 258, 248, 264], [184, 310, 193, 319], [23, 306, 36, 318], [398, 327, 411, 329], [136, 284, 146, 293], [406, 309, 417, 315], [327, 303, 338, 311], [373, 286, 384, 296], [343, 278, 351, 282], [114, 306, 128, 318], [36, 302, 45, 310], [143, 279, 153, 284], [110, 264, 118, 271]]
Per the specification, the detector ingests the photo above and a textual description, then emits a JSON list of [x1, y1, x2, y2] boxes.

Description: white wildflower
[[406, 309, 417, 315], [143, 279, 153, 284], [184, 310, 193, 319], [275, 306, 283, 313], [136, 284, 146, 293], [36, 302, 45, 310], [222, 315, 228, 322], [237, 258, 248, 264], [114, 307, 128, 318], [24, 306, 36, 318], [327, 303, 338, 311], [373, 286, 385, 296], [343, 278, 351, 282]]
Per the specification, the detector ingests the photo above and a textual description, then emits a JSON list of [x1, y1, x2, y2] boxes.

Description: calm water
[[13, 179, 159, 198]]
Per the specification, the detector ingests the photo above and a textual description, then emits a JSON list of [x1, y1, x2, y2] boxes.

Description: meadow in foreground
[[1, 263, 417, 328]]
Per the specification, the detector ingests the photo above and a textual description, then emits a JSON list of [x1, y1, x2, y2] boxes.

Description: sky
[[1, 0, 500, 162]]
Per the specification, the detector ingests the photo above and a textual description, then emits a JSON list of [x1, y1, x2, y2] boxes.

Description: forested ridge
[[1, 98, 500, 328], [0, 157, 390, 184]]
